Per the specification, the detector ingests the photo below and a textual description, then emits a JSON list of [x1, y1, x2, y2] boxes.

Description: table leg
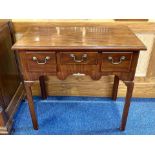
[[0, 106, 8, 127], [24, 82, 38, 130], [39, 76, 47, 100], [120, 81, 134, 131], [112, 75, 119, 100]]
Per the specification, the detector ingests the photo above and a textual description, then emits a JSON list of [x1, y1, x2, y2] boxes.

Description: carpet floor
[[12, 96, 155, 135]]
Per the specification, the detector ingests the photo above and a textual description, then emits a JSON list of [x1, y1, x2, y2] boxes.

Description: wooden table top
[[12, 26, 146, 51]]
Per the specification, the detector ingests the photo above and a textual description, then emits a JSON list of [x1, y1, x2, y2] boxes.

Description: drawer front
[[101, 52, 133, 72], [26, 52, 56, 72], [60, 52, 98, 65]]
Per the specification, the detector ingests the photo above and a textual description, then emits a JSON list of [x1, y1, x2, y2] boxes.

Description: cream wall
[[136, 33, 155, 76]]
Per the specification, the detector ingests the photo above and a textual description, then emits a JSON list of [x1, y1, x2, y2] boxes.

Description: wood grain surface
[[31, 76, 155, 98], [147, 38, 155, 77], [12, 26, 146, 51]]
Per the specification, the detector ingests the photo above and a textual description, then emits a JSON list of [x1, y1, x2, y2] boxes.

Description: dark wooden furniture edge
[[0, 83, 25, 135]]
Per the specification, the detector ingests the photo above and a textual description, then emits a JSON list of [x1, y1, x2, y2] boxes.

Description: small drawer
[[60, 52, 98, 65], [26, 52, 56, 72], [101, 52, 133, 72]]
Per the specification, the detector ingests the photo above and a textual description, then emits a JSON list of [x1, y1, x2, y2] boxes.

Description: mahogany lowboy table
[[12, 26, 146, 131]]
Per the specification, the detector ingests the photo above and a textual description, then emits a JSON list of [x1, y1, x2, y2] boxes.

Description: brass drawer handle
[[108, 56, 126, 65], [73, 73, 86, 76], [70, 54, 87, 63], [32, 56, 50, 64]]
